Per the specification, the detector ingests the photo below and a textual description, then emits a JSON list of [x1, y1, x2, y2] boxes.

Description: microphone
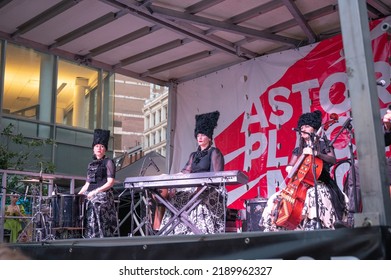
[[292, 128, 312, 136], [342, 117, 353, 129], [328, 117, 353, 147], [149, 158, 160, 172], [381, 22, 391, 33], [293, 127, 317, 139], [377, 80, 386, 86]]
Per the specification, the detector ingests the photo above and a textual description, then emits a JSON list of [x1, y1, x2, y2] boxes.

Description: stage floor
[[4, 226, 391, 260]]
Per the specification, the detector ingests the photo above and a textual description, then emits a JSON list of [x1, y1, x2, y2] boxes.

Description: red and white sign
[[174, 17, 391, 210]]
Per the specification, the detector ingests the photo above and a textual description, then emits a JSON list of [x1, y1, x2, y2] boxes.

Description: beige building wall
[[113, 75, 150, 156], [113, 74, 168, 159]]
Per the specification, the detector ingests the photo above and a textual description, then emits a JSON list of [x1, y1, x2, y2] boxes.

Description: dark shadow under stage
[[6, 226, 391, 260]]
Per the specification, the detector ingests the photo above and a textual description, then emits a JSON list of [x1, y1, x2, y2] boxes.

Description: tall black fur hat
[[194, 111, 220, 139], [92, 129, 110, 150], [297, 110, 322, 130]]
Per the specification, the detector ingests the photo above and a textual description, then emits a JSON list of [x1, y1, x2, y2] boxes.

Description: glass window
[[2, 43, 113, 133], [57, 59, 99, 129], [163, 105, 168, 121], [162, 126, 166, 141], [3, 44, 52, 121], [145, 115, 150, 130], [157, 109, 161, 124], [151, 112, 156, 127], [156, 129, 160, 143]]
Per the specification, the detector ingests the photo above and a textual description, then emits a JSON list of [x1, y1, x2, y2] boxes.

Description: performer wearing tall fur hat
[[79, 129, 117, 238], [260, 110, 349, 231], [154, 111, 226, 235]]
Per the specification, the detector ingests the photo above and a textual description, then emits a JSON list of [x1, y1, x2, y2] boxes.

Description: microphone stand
[[132, 156, 155, 236], [295, 128, 322, 229], [120, 156, 150, 237], [346, 127, 358, 220], [328, 118, 358, 214], [328, 118, 352, 147], [309, 133, 322, 230]]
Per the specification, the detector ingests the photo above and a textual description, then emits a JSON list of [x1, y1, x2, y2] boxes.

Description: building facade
[[113, 75, 150, 156], [0, 41, 167, 177], [142, 85, 168, 157]]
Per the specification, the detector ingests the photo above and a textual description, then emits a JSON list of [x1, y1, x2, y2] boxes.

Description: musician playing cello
[[260, 110, 349, 231]]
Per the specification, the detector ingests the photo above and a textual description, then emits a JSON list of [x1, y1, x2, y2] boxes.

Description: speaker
[[245, 198, 267, 232]]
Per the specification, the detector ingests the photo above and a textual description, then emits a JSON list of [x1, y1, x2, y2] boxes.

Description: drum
[[51, 194, 86, 228], [245, 198, 267, 232]]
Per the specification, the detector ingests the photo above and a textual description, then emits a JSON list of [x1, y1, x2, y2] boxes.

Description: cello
[[273, 116, 338, 229]]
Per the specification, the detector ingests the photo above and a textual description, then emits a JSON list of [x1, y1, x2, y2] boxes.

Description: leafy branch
[[0, 123, 56, 173]]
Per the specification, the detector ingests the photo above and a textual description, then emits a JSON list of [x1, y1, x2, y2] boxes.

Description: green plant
[[0, 123, 56, 173]]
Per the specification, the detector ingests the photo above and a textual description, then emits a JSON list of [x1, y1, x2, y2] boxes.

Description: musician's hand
[[383, 112, 391, 123], [87, 190, 99, 199], [159, 188, 169, 199], [285, 165, 292, 174]]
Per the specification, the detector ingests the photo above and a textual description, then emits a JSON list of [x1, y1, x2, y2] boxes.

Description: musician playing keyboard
[[260, 110, 349, 231], [154, 111, 226, 235]]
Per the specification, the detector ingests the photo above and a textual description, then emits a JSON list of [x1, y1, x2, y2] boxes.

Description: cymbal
[[19, 179, 50, 184]]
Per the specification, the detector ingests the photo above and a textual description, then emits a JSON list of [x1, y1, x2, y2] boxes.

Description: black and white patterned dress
[[84, 157, 117, 238], [260, 141, 349, 231], [159, 145, 226, 235]]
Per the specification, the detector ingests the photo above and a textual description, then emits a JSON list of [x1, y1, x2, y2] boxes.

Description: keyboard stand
[[124, 171, 247, 236], [153, 182, 227, 235]]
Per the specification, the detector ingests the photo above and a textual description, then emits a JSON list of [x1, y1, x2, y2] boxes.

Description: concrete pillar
[[55, 108, 64, 124], [38, 55, 54, 137], [73, 77, 88, 127]]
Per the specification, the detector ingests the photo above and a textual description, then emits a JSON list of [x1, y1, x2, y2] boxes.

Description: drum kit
[[17, 177, 86, 242]]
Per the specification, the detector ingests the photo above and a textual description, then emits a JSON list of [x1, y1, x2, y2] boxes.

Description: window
[[57, 59, 101, 129], [145, 115, 150, 130], [151, 112, 156, 127], [3, 44, 49, 121], [2, 43, 113, 131]]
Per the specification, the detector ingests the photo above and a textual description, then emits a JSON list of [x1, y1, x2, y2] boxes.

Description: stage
[[2, 170, 391, 260], [6, 226, 391, 260]]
